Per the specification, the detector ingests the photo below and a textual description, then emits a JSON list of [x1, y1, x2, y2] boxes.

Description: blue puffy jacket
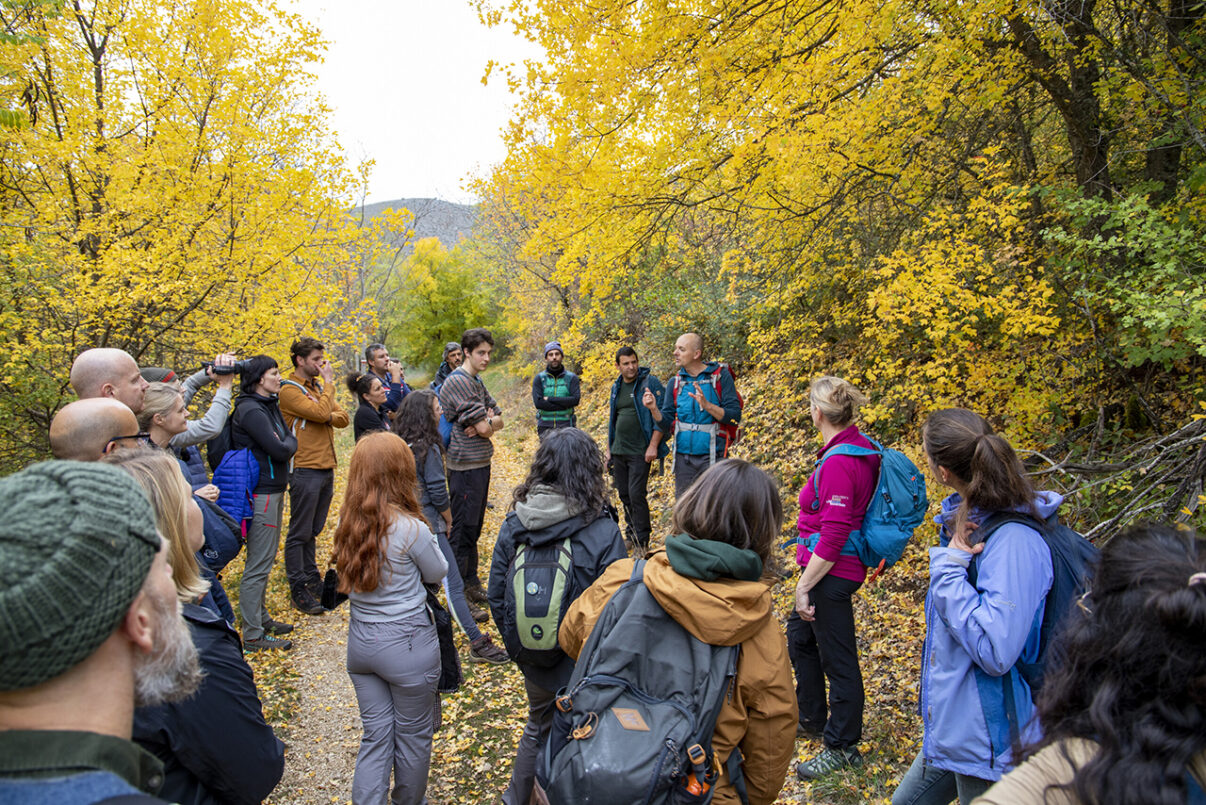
[[919, 491, 1058, 780]]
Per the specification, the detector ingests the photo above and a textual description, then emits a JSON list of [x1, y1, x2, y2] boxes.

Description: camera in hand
[[201, 359, 251, 375]]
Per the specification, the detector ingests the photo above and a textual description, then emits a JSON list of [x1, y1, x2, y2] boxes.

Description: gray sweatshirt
[[349, 514, 447, 622]]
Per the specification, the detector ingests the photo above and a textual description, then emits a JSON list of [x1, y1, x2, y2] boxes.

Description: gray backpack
[[537, 560, 742, 804]]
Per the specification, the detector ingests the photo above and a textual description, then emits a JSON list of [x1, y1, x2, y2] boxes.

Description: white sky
[[285, 0, 541, 205]]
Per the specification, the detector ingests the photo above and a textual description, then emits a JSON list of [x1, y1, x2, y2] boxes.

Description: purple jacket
[[796, 425, 879, 583]]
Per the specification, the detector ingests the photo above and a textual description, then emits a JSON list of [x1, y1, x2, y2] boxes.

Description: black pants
[[673, 453, 711, 498], [610, 453, 652, 548], [285, 467, 333, 592], [449, 465, 491, 591], [786, 573, 864, 749]]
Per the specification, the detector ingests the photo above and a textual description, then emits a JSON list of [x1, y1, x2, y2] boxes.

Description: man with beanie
[[531, 341, 580, 438], [430, 341, 463, 390], [0, 460, 202, 803], [279, 337, 349, 616]]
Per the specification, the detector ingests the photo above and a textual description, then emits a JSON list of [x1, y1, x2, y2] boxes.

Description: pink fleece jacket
[[796, 425, 879, 583]]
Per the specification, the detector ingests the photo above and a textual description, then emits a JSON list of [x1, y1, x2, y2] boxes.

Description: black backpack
[[537, 561, 742, 804]]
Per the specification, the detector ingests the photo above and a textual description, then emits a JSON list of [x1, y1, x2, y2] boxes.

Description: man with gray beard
[[0, 461, 202, 803]]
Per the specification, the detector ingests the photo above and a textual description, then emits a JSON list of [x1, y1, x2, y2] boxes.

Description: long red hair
[[332, 431, 424, 593]]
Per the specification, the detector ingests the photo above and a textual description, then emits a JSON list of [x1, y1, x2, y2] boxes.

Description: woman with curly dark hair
[[395, 389, 509, 664], [974, 523, 1206, 805], [332, 432, 448, 804], [487, 427, 626, 805]]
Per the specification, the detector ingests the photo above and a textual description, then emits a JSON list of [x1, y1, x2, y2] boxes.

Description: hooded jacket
[[487, 486, 626, 692], [920, 491, 1059, 781], [559, 546, 797, 805], [607, 366, 668, 459]]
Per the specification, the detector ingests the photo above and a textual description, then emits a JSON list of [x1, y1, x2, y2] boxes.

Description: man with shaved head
[[643, 331, 743, 498], [49, 398, 148, 461], [70, 347, 150, 414]]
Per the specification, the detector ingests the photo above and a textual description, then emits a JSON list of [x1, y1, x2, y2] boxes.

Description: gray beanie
[[0, 461, 160, 691], [544, 341, 563, 358]]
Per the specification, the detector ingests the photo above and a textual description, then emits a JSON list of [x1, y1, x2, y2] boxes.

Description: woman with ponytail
[[347, 371, 390, 441], [891, 408, 1058, 805], [791, 376, 880, 779], [975, 524, 1206, 805]]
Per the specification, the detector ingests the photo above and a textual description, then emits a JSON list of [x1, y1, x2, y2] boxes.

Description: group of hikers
[[0, 327, 1203, 805]]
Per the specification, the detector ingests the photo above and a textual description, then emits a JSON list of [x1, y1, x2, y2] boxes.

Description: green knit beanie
[[0, 460, 160, 691]]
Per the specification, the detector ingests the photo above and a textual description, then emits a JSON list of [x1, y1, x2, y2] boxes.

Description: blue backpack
[[211, 448, 260, 535], [966, 511, 1099, 757], [804, 437, 928, 576]]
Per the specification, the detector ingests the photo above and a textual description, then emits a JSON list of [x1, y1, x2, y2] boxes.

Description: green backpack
[[502, 533, 575, 667]]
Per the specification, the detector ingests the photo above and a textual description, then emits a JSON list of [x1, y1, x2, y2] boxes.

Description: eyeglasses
[[106, 431, 152, 449]]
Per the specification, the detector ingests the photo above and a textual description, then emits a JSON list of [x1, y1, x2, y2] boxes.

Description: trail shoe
[[469, 604, 491, 624], [244, 635, 293, 652], [264, 618, 294, 636], [797, 721, 824, 740], [464, 586, 489, 605], [291, 586, 325, 616], [796, 747, 862, 780], [468, 635, 510, 665]]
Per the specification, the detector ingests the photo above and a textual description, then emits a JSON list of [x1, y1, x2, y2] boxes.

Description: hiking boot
[[796, 747, 862, 780], [265, 618, 294, 636], [797, 721, 824, 740], [469, 604, 490, 624], [244, 635, 293, 652], [468, 635, 510, 665], [291, 586, 325, 616], [464, 586, 488, 605]]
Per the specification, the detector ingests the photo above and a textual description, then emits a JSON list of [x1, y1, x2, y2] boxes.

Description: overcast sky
[[286, 0, 541, 205]]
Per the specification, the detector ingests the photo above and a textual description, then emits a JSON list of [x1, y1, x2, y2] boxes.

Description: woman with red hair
[[332, 432, 448, 804]]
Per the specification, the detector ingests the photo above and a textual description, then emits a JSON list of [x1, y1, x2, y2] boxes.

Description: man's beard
[[133, 593, 203, 707]]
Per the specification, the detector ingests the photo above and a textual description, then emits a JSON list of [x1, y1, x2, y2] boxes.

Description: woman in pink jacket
[[789, 376, 880, 780]]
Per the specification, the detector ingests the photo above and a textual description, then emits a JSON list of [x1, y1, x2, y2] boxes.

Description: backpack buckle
[[555, 694, 573, 713]]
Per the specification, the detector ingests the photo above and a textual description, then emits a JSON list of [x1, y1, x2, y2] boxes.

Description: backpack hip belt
[[676, 421, 721, 465]]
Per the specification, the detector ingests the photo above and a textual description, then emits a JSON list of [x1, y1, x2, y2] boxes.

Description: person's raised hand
[[642, 388, 657, 410], [948, 520, 984, 556], [318, 358, 334, 385]]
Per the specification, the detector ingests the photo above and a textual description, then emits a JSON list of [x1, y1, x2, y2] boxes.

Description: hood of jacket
[[642, 549, 773, 647], [512, 485, 591, 543], [934, 489, 1063, 532]]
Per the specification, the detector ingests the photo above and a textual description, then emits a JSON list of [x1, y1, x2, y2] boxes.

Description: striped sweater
[[437, 367, 499, 470]]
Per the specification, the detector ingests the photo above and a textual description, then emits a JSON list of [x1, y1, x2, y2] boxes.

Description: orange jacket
[[559, 550, 797, 805], [278, 371, 349, 470]]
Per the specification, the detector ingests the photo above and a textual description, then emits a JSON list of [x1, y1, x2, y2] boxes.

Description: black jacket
[[133, 604, 285, 805], [231, 393, 296, 494], [488, 502, 625, 691]]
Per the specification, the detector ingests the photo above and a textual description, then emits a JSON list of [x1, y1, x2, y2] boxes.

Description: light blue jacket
[[919, 491, 1059, 780]]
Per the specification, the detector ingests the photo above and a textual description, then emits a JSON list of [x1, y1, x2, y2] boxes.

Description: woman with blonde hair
[[333, 431, 448, 805], [103, 447, 209, 603], [790, 375, 880, 779], [104, 447, 286, 805]]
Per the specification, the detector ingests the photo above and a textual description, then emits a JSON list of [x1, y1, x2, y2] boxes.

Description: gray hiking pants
[[240, 491, 284, 641], [502, 676, 556, 805], [347, 615, 440, 805]]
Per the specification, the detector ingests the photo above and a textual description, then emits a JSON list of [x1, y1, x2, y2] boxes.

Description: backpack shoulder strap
[[810, 441, 882, 496]]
